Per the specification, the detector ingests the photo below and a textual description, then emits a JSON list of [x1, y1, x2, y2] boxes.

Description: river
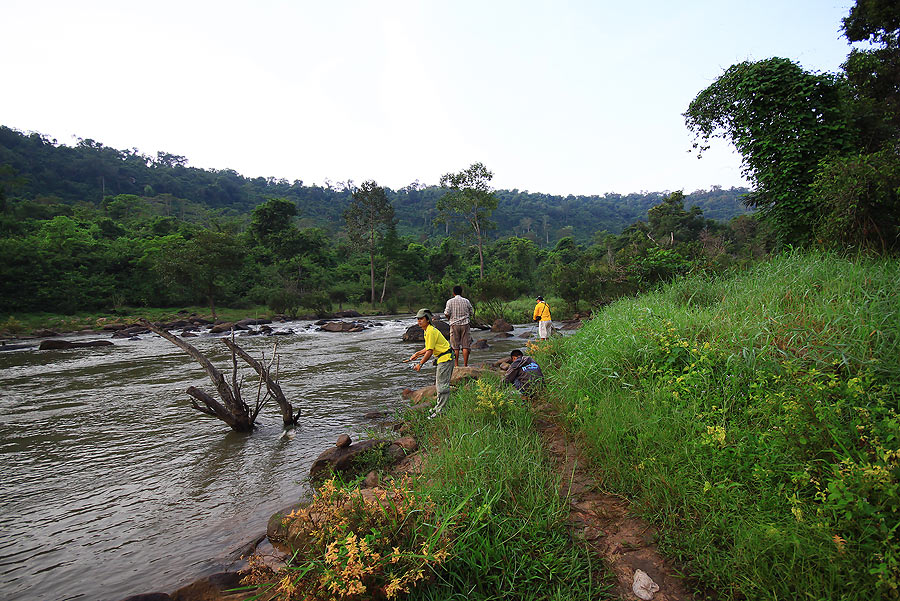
[[0, 317, 530, 601]]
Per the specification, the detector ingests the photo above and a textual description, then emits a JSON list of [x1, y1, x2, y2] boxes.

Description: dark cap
[[536, 296, 544, 301]]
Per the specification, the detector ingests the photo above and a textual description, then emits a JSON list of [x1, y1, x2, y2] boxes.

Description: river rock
[[334, 310, 363, 318], [170, 571, 247, 601], [235, 318, 271, 327], [472, 339, 490, 349], [319, 320, 368, 333], [402, 318, 450, 342], [112, 325, 150, 338], [364, 410, 387, 419], [309, 438, 390, 480], [208, 322, 235, 334], [363, 470, 380, 488], [33, 329, 60, 337], [394, 436, 417, 453], [491, 332, 514, 339], [336, 434, 351, 448], [119, 594, 171, 601], [39, 339, 114, 350], [491, 319, 514, 332], [561, 319, 583, 330], [402, 386, 436, 402]]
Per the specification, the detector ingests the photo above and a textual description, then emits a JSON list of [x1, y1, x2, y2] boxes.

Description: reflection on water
[[0, 317, 529, 601]]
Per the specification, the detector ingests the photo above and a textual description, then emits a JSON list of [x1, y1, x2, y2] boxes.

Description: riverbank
[[541, 250, 900, 600], [247, 250, 900, 600], [242, 374, 609, 600], [0, 296, 581, 340]]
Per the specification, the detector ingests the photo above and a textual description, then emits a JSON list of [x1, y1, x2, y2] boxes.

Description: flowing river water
[[0, 317, 530, 601]]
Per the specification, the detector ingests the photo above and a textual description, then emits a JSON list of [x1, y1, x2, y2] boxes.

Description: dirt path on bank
[[531, 401, 695, 601]]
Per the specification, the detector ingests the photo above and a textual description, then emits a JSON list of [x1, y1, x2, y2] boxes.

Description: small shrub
[[244, 478, 456, 600]]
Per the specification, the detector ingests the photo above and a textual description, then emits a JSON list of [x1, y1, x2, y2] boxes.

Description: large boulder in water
[[39, 339, 113, 350], [319, 320, 366, 333], [402, 318, 450, 342], [491, 319, 513, 332]]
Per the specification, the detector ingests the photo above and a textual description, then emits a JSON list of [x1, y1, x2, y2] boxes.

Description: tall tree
[[684, 58, 852, 245], [436, 162, 498, 279], [155, 230, 245, 318], [342, 180, 394, 304]]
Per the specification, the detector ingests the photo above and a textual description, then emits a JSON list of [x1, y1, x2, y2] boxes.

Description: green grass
[[404, 376, 609, 600], [475, 295, 575, 326], [538, 250, 900, 600]]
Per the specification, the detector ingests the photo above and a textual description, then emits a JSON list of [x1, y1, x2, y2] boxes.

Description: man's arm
[[504, 358, 522, 385], [413, 348, 434, 371]]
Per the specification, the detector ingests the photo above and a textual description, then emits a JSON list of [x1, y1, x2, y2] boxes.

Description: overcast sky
[[2, 0, 858, 196]]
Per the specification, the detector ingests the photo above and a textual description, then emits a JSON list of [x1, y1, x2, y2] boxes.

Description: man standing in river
[[408, 308, 454, 418], [444, 285, 474, 367]]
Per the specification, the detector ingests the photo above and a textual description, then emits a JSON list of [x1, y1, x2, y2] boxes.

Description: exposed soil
[[531, 401, 694, 601]]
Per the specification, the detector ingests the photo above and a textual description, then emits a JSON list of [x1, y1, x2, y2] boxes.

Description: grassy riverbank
[[540, 251, 900, 599], [404, 378, 606, 600], [252, 378, 607, 600]]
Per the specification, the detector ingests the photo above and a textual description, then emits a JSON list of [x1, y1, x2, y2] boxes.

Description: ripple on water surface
[[0, 317, 526, 600]]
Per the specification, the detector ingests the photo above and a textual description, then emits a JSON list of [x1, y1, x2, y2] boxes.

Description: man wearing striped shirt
[[444, 285, 474, 367]]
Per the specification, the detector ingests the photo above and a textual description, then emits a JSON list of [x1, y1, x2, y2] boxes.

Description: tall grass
[[406, 377, 608, 600], [539, 250, 900, 599]]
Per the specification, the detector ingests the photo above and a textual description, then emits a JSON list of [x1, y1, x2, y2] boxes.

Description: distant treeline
[[0, 125, 751, 242]]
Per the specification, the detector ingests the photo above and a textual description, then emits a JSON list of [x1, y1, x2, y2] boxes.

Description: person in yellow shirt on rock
[[532, 296, 552, 340], [408, 308, 454, 418]]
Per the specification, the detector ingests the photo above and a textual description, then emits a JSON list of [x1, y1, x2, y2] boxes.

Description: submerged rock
[[39, 339, 113, 350]]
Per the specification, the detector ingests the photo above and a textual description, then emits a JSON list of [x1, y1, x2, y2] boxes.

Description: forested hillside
[[0, 125, 750, 242]]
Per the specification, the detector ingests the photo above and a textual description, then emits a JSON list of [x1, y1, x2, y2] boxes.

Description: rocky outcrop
[[402, 318, 450, 342], [472, 339, 490, 349], [401, 366, 492, 401], [308, 435, 419, 481], [319, 320, 366, 333], [118, 571, 254, 601], [39, 339, 113, 350], [491, 319, 513, 332]]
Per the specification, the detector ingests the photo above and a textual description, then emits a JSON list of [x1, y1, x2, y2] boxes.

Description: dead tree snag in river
[[140, 319, 300, 432]]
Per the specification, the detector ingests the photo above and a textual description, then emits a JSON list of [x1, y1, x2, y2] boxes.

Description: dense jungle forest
[[0, 125, 758, 318]]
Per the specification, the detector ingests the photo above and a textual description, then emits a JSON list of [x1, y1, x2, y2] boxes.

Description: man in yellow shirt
[[408, 308, 454, 417], [532, 296, 552, 340]]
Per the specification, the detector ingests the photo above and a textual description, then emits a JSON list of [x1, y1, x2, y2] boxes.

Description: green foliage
[[408, 379, 606, 600], [343, 180, 395, 304], [267, 288, 302, 317], [544, 251, 900, 599], [437, 163, 498, 278], [685, 58, 852, 245], [812, 146, 900, 251]]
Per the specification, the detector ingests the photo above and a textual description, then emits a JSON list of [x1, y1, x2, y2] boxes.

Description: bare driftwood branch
[[141, 319, 253, 432], [222, 338, 299, 426]]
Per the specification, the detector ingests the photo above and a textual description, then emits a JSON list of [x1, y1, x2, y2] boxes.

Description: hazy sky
[[2, 0, 858, 196]]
